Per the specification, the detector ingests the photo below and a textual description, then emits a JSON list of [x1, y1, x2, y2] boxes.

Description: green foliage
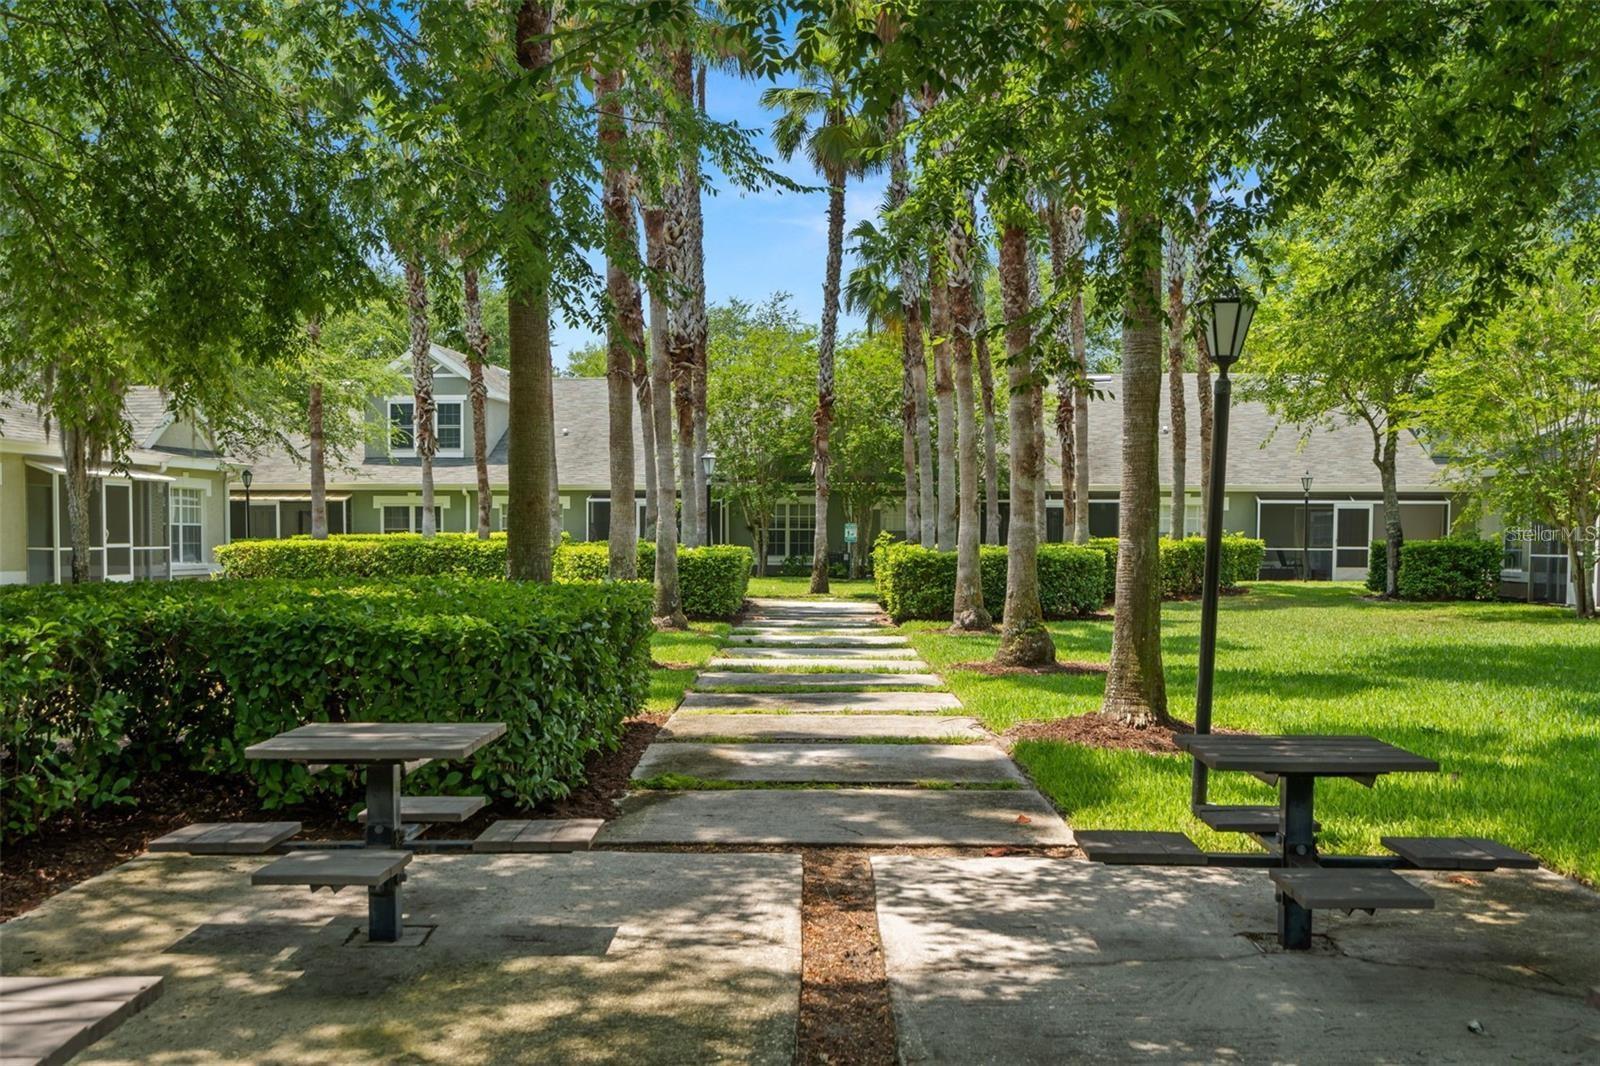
[[0, 579, 651, 841], [874, 542, 1103, 623], [551, 540, 655, 582], [1087, 535, 1264, 602], [215, 534, 508, 579], [677, 546, 756, 620], [1366, 538, 1501, 601]]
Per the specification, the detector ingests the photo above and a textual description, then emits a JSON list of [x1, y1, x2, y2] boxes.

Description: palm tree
[[597, 64, 643, 575], [764, 66, 880, 593], [1192, 191, 1214, 531], [948, 212, 990, 631], [972, 255, 1001, 545], [1166, 230, 1188, 538], [669, 50, 704, 549], [885, 96, 936, 547], [403, 256, 438, 537], [929, 248, 957, 550], [995, 220, 1056, 666], [462, 265, 494, 538]]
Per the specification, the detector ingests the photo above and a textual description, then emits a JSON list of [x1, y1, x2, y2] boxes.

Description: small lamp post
[[1191, 293, 1256, 809], [1300, 471, 1313, 581], [699, 452, 717, 545], [240, 468, 253, 540]]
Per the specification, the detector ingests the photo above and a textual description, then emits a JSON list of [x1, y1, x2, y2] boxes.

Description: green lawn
[[903, 582, 1600, 883], [646, 622, 729, 714], [745, 575, 878, 601]]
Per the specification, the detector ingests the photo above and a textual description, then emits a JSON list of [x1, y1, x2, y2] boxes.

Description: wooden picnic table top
[[244, 722, 506, 763], [1174, 733, 1438, 776]]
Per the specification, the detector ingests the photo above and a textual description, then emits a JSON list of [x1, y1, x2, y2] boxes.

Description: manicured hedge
[[1366, 537, 1500, 600], [872, 541, 1105, 623], [214, 533, 507, 578], [216, 535, 751, 619], [1089, 534, 1265, 600], [0, 578, 652, 841], [552, 541, 751, 619]]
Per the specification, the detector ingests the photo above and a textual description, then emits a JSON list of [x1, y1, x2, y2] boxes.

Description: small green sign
[[843, 522, 858, 544]]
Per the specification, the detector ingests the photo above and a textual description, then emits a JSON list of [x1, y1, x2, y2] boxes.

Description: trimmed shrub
[[0, 578, 652, 841], [1366, 537, 1500, 600], [1090, 534, 1264, 600], [214, 533, 506, 578], [874, 542, 1105, 623], [218, 535, 746, 619]]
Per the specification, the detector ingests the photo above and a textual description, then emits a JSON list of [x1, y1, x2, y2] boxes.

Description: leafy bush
[[214, 533, 507, 578], [1090, 534, 1264, 600], [0, 578, 652, 841], [779, 554, 810, 577], [218, 535, 747, 619], [873, 542, 1105, 622], [1366, 537, 1500, 600]]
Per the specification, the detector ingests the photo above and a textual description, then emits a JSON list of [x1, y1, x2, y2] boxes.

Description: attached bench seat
[[251, 849, 411, 891], [1076, 831, 1208, 866], [356, 796, 486, 824], [149, 822, 301, 855], [1193, 804, 1323, 835], [1269, 868, 1434, 911], [473, 818, 604, 853], [1381, 836, 1539, 871]]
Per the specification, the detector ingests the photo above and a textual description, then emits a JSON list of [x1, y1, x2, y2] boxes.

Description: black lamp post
[[700, 452, 717, 545], [1300, 471, 1313, 581], [1191, 293, 1256, 809], [240, 468, 253, 540]]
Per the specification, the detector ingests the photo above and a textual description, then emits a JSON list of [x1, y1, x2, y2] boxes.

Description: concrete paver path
[[600, 597, 1072, 848]]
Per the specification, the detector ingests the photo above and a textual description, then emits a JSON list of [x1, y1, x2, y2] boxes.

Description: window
[[170, 488, 204, 564], [772, 501, 816, 560], [436, 401, 463, 455], [588, 496, 611, 541], [414, 506, 443, 532], [1088, 500, 1119, 538], [1158, 499, 1204, 538], [1501, 529, 1524, 573], [388, 401, 415, 453], [382, 505, 411, 533]]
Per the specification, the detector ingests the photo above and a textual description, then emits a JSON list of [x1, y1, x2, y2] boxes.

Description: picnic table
[[243, 722, 506, 942], [1078, 732, 1536, 950]]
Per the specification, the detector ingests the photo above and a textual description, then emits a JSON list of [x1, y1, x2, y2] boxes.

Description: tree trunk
[[1046, 200, 1078, 543], [1565, 533, 1594, 618], [463, 266, 494, 538], [548, 386, 561, 545], [690, 63, 711, 548], [948, 219, 990, 630], [976, 300, 1001, 546], [404, 257, 437, 538], [635, 316, 657, 537], [811, 170, 844, 594], [598, 67, 642, 577], [667, 52, 702, 551], [930, 258, 957, 551], [506, 0, 556, 582], [1029, 251, 1048, 540], [1101, 215, 1169, 726], [60, 426, 93, 581], [995, 223, 1055, 666], [1377, 427, 1403, 597], [1193, 193, 1214, 534], [309, 383, 327, 539], [642, 200, 687, 627], [1071, 222, 1090, 544], [888, 98, 921, 541], [1166, 233, 1188, 539]]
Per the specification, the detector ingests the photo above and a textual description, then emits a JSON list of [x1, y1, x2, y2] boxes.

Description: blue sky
[[549, 67, 888, 369]]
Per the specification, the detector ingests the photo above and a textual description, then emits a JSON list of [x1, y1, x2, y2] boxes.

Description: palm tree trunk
[[463, 266, 493, 538], [887, 98, 921, 541], [1166, 232, 1188, 539], [1046, 202, 1073, 542], [636, 322, 657, 537], [1193, 193, 1214, 533], [642, 199, 687, 626], [1071, 219, 1090, 544], [976, 299, 1000, 545], [506, 0, 556, 581], [597, 66, 642, 576], [901, 344, 919, 537], [811, 172, 844, 593], [667, 52, 702, 550], [404, 256, 437, 538], [930, 258, 957, 550], [1101, 214, 1170, 726], [995, 223, 1055, 666], [1028, 250, 1048, 540], [948, 220, 989, 630], [690, 63, 710, 548]]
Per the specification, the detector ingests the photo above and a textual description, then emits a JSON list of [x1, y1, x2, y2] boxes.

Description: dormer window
[[387, 397, 464, 458], [388, 400, 415, 453]]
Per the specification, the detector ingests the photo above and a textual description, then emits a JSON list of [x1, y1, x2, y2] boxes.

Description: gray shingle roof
[[0, 388, 221, 466]]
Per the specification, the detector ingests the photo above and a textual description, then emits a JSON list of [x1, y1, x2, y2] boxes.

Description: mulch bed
[[0, 713, 666, 922], [950, 659, 1109, 677], [1006, 712, 1201, 754], [798, 849, 898, 1066]]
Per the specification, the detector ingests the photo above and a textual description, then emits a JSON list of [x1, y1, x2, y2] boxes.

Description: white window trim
[[170, 486, 205, 565], [387, 397, 417, 457], [434, 399, 464, 459], [387, 397, 465, 459]]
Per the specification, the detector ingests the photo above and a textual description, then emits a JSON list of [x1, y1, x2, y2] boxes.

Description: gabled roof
[[0, 388, 225, 469], [391, 344, 510, 401]]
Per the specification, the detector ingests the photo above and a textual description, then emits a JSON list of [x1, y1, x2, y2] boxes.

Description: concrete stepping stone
[[709, 658, 929, 672], [679, 690, 966, 713], [746, 597, 881, 613], [632, 742, 1020, 785], [695, 671, 944, 690], [472, 818, 604, 852], [597, 789, 1074, 847], [734, 618, 883, 630], [728, 633, 910, 647], [719, 646, 921, 660], [660, 713, 986, 742]]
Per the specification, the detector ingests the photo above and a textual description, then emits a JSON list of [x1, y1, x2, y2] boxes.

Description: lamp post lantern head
[[700, 452, 717, 480], [1300, 471, 1313, 495], [1203, 293, 1257, 369], [240, 468, 253, 490]]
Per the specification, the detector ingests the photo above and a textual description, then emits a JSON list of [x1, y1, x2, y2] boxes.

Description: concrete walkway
[[599, 598, 1072, 848]]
